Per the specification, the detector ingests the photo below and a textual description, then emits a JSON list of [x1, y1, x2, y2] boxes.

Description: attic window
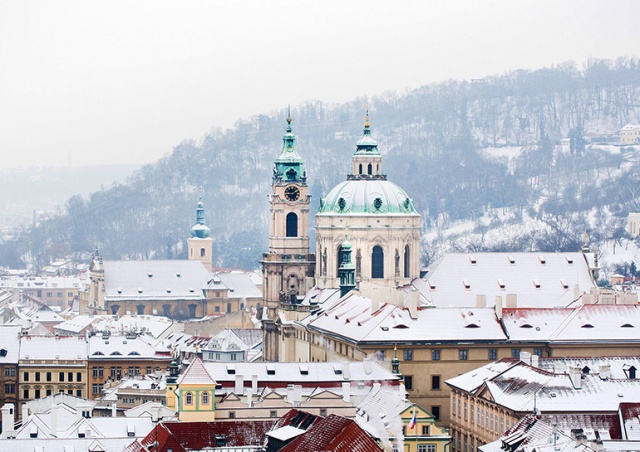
[[462, 279, 471, 290], [560, 280, 569, 289], [507, 255, 515, 264], [92, 352, 104, 356], [266, 364, 276, 375], [469, 254, 477, 265], [147, 273, 153, 278], [465, 323, 480, 328], [176, 272, 181, 277], [538, 254, 546, 264], [533, 279, 541, 289], [117, 288, 122, 294], [137, 288, 143, 294], [333, 365, 342, 375], [166, 288, 172, 293], [566, 257, 574, 264], [428, 280, 436, 290], [110, 351, 122, 356], [128, 351, 140, 356], [581, 323, 594, 328], [299, 364, 309, 375], [393, 324, 409, 329], [189, 288, 195, 293], [622, 323, 635, 328], [381, 326, 389, 331], [497, 279, 505, 289], [226, 364, 236, 375], [0, 349, 7, 357]]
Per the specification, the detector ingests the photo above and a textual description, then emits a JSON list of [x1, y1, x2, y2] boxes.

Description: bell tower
[[261, 112, 315, 361]]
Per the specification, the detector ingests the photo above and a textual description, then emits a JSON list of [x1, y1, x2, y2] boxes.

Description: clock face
[[284, 185, 300, 202]]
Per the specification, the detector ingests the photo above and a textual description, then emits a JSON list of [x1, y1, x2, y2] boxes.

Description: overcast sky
[[0, 1, 638, 170]]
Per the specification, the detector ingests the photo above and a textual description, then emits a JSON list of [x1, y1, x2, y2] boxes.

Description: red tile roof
[[278, 414, 382, 452]]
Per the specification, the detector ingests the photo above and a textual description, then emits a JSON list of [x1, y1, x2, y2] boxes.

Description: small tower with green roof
[[188, 198, 213, 272]]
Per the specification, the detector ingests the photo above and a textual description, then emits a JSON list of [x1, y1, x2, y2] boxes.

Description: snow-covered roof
[[20, 336, 87, 361], [0, 324, 22, 364], [88, 335, 170, 360], [305, 292, 506, 343], [193, 360, 398, 387], [424, 252, 596, 308], [103, 260, 209, 301], [54, 316, 99, 334], [206, 271, 262, 299], [91, 314, 179, 339]]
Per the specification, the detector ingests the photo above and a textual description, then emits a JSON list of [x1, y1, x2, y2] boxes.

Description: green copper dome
[[273, 115, 306, 184], [318, 179, 417, 215], [191, 200, 211, 238]]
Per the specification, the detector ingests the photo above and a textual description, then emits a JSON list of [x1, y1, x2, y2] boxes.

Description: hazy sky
[[1, 1, 638, 169]]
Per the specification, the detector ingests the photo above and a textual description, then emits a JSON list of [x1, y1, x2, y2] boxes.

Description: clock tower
[[261, 113, 315, 361]]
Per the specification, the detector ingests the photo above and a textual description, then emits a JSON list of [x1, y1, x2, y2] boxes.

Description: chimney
[[0, 403, 15, 439], [286, 385, 295, 404], [574, 284, 581, 301], [111, 402, 117, 418], [364, 358, 372, 375], [531, 354, 539, 368], [235, 374, 244, 394], [371, 297, 380, 313], [599, 364, 611, 380], [245, 388, 253, 408], [342, 362, 350, 380], [495, 296, 503, 320], [251, 374, 258, 393], [22, 404, 29, 423], [342, 382, 350, 403], [506, 294, 517, 308], [569, 366, 582, 389], [520, 351, 532, 366], [476, 295, 486, 309], [407, 290, 419, 319]]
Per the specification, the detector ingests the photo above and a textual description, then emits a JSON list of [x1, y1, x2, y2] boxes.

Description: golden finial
[[364, 102, 370, 128]]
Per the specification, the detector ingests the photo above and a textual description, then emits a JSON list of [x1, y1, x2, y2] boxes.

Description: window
[[34, 389, 40, 399], [46, 372, 51, 382], [320, 408, 327, 416], [534, 348, 543, 356], [431, 375, 441, 390], [77, 372, 82, 382], [286, 212, 298, 237], [136, 304, 145, 315], [4, 367, 15, 376], [185, 392, 193, 405], [231, 353, 237, 361], [46, 389, 51, 397], [270, 410, 277, 418], [405, 375, 413, 390], [418, 445, 436, 452], [76, 390, 82, 397], [57, 292, 63, 297], [4, 384, 15, 394], [511, 348, 521, 359], [459, 349, 468, 360], [404, 245, 410, 278], [68, 292, 73, 297], [68, 372, 73, 382], [111, 367, 122, 380], [488, 349, 497, 360], [404, 350, 413, 361], [23, 372, 29, 382], [47, 292, 52, 297], [202, 391, 209, 405], [229, 411, 235, 419], [60, 372, 65, 382], [200, 248, 205, 257], [23, 389, 29, 399], [422, 425, 430, 435], [92, 367, 104, 378], [431, 349, 440, 361], [92, 384, 103, 395], [146, 367, 152, 375], [371, 246, 384, 278], [376, 350, 385, 361]]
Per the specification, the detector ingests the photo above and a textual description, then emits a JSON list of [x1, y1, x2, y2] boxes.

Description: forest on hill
[[2, 57, 640, 271]]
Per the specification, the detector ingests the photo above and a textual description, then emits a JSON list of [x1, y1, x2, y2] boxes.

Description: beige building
[[620, 124, 640, 144]]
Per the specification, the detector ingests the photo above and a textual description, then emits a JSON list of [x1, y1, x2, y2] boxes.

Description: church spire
[[190, 197, 210, 239], [273, 110, 306, 184]]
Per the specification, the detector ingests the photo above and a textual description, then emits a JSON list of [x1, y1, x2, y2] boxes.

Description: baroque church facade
[[262, 110, 421, 361]]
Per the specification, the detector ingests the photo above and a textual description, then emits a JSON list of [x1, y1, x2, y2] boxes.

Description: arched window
[[200, 248, 205, 257], [367, 163, 372, 175], [336, 245, 345, 274], [202, 391, 209, 405], [185, 392, 193, 405], [372, 246, 384, 278], [286, 212, 298, 237], [376, 164, 379, 173], [111, 305, 120, 316], [404, 245, 410, 278], [359, 163, 363, 174], [136, 304, 145, 315]]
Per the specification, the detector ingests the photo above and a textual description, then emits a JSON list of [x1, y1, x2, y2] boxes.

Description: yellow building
[[401, 404, 450, 452], [171, 358, 216, 422], [620, 124, 640, 144]]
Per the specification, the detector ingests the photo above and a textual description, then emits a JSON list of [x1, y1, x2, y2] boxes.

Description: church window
[[368, 163, 372, 175], [200, 248, 205, 257], [404, 245, 410, 278], [286, 212, 298, 237], [201, 391, 209, 405], [395, 249, 400, 276], [337, 197, 346, 211], [185, 392, 193, 405], [337, 246, 345, 274], [359, 163, 363, 174], [356, 249, 362, 277], [322, 248, 327, 276], [374, 197, 382, 210], [372, 245, 384, 278], [286, 168, 297, 180]]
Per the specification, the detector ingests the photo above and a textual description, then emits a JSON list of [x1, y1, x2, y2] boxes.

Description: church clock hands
[[284, 185, 300, 202]]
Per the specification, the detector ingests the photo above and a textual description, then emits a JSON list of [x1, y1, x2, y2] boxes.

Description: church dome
[[318, 179, 417, 215], [191, 200, 211, 238]]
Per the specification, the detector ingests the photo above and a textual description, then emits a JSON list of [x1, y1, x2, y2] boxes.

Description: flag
[[409, 409, 417, 430]]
